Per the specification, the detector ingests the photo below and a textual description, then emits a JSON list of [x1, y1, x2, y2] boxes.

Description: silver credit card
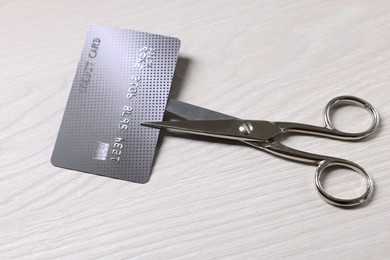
[[51, 25, 181, 183]]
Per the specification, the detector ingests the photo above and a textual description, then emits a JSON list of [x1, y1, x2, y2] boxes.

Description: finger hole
[[315, 161, 373, 207], [328, 104, 373, 133], [319, 165, 367, 199], [324, 96, 379, 138]]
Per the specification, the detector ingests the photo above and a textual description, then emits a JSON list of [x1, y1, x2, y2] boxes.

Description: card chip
[[93, 141, 109, 161]]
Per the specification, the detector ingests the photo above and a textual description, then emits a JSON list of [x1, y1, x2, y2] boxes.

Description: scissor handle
[[315, 158, 374, 207], [253, 141, 375, 207], [323, 95, 379, 140], [275, 95, 379, 141]]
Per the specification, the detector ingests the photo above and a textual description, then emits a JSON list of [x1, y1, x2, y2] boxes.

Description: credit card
[[51, 25, 181, 183]]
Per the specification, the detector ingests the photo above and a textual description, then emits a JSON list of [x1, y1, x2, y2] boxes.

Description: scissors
[[142, 96, 379, 207]]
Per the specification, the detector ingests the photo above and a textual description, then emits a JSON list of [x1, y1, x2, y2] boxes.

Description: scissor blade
[[142, 120, 283, 141], [166, 100, 235, 120]]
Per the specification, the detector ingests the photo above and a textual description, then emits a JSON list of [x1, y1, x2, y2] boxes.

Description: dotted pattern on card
[[51, 25, 181, 183]]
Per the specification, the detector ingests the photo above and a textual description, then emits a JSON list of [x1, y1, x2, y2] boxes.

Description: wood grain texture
[[1, 0, 390, 259]]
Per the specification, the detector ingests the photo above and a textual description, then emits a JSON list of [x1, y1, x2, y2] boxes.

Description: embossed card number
[[51, 25, 181, 183]]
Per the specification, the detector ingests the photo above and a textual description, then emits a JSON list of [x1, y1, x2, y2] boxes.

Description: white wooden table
[[1, 0, 390, 259]]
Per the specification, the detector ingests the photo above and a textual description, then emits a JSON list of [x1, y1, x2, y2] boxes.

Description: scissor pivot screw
[[239, 122, 254, 135]]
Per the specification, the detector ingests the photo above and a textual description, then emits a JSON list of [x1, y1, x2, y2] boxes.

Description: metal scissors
[[142, 96, 379, 207]]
